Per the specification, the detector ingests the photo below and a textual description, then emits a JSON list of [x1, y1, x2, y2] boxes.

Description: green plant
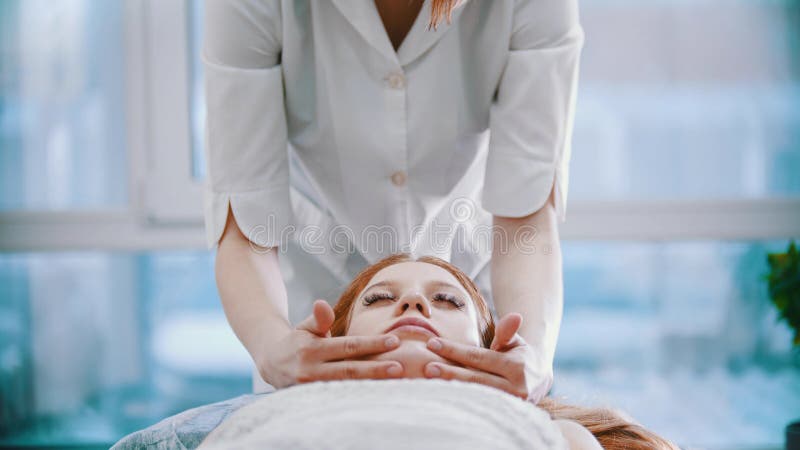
[[765, 239, 800, 347]]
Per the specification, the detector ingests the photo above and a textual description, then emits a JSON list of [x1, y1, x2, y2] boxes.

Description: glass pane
[[1, 241, 798, 448], [569, 0, 800, 200], [0, 251, 251, 447], [0, 1, 128, 211], [553, 240, 800, 449], [188, 0, 800, 199]]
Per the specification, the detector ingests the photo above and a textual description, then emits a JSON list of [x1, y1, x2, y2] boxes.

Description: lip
[[385, 317, 440, 337]]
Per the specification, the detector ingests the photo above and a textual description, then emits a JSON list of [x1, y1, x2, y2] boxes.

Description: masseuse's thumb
[[296, 299, 335, 337], [490, 312, 523, 351]]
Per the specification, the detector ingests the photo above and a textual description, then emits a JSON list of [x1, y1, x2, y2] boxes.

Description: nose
[[396, 291, 431, 317]]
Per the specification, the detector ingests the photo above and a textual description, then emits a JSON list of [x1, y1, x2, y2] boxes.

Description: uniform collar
[[330, 0, 469, 67]]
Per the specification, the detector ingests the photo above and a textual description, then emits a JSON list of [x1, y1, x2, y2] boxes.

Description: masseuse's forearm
[[490, 188, 563, 372], [215, 208, 292, 365]]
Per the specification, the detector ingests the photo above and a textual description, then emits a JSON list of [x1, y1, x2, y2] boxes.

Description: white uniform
[[202, 0, 583, 318]]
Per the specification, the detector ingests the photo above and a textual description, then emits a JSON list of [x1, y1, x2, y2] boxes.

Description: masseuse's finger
[[312, 334, 401, 361], [296, 299, 335, 337], [426, 338, 515, 378], [424, 363, 525, 400], [490, 313, 523, 352], [309, 360, 405, 381]]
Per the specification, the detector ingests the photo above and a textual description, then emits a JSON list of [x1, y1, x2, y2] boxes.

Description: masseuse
[[204, 0, 584, 402]]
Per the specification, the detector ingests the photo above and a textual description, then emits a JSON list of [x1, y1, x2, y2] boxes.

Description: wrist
[[249, 314, 292, 367]]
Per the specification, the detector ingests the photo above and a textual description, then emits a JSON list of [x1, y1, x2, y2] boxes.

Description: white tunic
[[202, 0, 584, 282], [198, 378, 569, 450]]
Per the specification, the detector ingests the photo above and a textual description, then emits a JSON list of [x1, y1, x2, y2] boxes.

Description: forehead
[[365, 262, 467, 293]]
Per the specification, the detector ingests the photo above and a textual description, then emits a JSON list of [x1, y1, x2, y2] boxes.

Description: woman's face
[[346, 261, 482, 378]]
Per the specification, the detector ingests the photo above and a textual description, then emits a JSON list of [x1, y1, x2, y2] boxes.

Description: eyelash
[[362, 292, 465, 309]]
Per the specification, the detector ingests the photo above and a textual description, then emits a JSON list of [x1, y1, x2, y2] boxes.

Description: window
[[0, 0, 798, 448]]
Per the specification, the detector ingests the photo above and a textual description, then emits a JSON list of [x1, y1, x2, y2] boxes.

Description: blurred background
[[1, 0, 799, 449]]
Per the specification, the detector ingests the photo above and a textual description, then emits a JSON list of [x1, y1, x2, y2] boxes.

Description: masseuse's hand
[[422, 313, 553, 402], [260, 300, 405, 388]]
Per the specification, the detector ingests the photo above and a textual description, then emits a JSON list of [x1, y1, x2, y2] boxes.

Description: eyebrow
[[428, 281, 464, 292], [362, 280, 398, 292]]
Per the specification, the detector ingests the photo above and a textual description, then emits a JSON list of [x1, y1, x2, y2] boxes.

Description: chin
[[371, 339, 449, 379]]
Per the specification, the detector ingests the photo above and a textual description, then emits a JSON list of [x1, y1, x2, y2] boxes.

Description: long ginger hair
[[330, 253, 680, 450], [428, 0, 460, 30]]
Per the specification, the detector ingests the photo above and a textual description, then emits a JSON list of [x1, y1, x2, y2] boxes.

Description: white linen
[[198, 378, 569, 450], [202, 0, 584, 282]]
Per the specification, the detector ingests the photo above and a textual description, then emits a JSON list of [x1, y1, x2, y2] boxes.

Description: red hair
[[428, 0, 460, 30], [330, 253, 680, 450]]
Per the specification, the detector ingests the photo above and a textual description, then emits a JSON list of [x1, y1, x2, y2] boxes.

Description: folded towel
[[199, 378, 568, 450]]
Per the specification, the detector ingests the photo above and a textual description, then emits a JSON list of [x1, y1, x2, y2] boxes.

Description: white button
[[390, 171, 407, 186], [386, 72, 406, 89]]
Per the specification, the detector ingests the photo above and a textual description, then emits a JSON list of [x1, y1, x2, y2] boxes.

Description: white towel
[[199, 378, 568, 450]]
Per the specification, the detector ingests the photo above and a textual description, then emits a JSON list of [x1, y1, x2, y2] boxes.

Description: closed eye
[[363, 292, 395, 306], [433, 292, 465, 309], [362, 291, 466, 310]]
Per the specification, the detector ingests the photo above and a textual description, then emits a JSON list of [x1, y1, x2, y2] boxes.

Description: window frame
[[138, 0, 204, 225]]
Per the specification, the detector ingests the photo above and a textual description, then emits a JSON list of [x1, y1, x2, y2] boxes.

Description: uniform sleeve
[[202, 0, 290, 249], [481, 0, 584, 221]]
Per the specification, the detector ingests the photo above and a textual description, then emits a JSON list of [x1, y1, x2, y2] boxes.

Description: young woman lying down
[[199, 253, 678, 450]]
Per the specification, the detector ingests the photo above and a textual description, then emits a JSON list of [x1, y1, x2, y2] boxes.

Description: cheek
[[439, 314, 482, 346], [346, 308, 385, 336]]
